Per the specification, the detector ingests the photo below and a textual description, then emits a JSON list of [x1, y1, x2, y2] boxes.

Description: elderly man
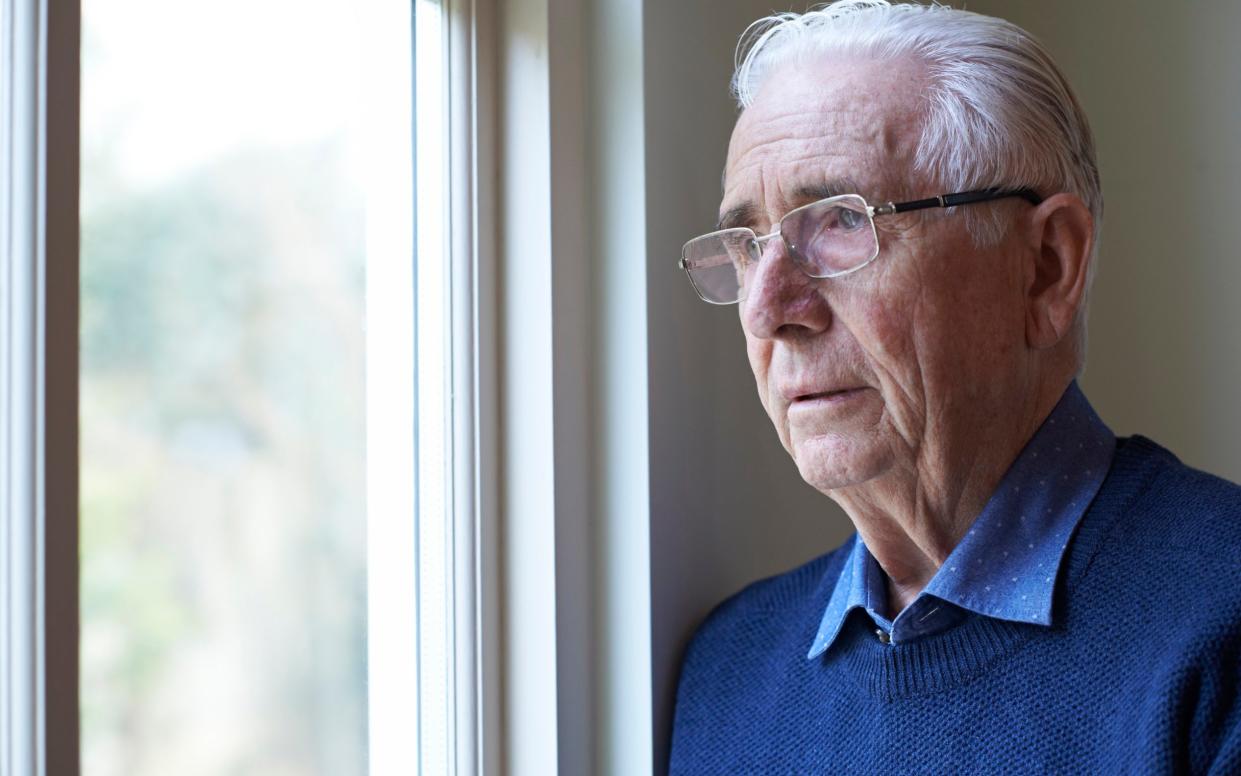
[[669, 1, 1241, 773]]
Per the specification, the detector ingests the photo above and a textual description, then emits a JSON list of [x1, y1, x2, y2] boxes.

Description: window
[[0, 0, 646, 772], [72, 0, 459, 773]]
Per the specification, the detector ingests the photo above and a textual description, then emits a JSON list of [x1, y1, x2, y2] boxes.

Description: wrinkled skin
[[723, 56, 1092, 612]]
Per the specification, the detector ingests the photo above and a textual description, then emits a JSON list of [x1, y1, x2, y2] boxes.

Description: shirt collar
[[805, 532, 885, 657], [808, 382, 1115, 658]]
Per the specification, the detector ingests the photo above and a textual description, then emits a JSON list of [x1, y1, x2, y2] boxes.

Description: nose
[[739, 234, 833, 340]]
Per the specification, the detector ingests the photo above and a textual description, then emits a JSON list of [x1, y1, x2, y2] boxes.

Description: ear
[[1023, 193, 1094, 351]]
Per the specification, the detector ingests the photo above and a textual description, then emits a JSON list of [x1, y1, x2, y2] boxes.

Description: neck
[[830, 373, 1070, 617]]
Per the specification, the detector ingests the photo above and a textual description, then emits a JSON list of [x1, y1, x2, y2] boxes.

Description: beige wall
[[645, 0, 1241, 771]]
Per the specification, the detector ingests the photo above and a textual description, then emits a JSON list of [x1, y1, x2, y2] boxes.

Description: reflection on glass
[[79, 2, 406, 773]]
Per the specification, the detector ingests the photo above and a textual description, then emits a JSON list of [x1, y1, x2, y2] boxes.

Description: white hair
[[732, 0, 1102, 365]]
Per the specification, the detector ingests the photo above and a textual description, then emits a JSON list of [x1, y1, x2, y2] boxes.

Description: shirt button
[[875, 629, 891, 645]]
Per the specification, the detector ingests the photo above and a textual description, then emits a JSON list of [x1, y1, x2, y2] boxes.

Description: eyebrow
[[716, 177, 866, 231], [716, 203, 758, 232]]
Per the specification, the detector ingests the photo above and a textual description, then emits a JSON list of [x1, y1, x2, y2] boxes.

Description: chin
[[791, 432, 892, 492]]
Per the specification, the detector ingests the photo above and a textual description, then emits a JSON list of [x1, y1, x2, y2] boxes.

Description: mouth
[[791, 386, 867, 404]]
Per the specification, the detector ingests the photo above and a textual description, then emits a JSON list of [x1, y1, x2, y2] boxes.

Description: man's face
[[723, 57, 1030, 493]]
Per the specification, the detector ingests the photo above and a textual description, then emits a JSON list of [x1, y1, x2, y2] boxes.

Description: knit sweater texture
[[669, 436, 1241, 774]]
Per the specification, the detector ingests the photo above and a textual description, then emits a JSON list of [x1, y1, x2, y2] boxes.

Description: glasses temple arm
[[875, 187, 1044, 216]]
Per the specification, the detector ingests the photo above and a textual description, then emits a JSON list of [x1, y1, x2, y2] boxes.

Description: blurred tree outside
[[80, 2, 372, 774]]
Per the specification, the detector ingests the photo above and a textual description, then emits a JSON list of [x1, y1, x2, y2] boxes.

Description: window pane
[[79, 2, 424, 774]]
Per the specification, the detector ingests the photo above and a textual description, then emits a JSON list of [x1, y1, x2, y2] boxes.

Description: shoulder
[[1091, 440, 1241, 772], [1103, 435, 1241, 569], [1081, 435, 1241, 631], [674, 537, 852, 695], [688, 537, 852, 652]]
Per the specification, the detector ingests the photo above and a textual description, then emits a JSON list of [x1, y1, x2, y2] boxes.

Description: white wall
[[642, 0, 1241, 772]]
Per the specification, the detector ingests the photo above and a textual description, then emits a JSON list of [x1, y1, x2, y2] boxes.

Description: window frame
[[486, 0, 654, 773], [1, 0, 490, 772], [444, 0, 494, 772], [0, 0, 80, 774]]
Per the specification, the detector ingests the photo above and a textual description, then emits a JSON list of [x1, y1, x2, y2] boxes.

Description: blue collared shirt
[[808, 382, 1115, 656]]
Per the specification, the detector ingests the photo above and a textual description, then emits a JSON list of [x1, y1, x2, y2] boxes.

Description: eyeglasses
[[678, 187, 1042, 304]]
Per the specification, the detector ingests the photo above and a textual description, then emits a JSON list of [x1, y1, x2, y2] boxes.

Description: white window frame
[[485, 0, 653, 774], [444, 0, 492, 772], [1, 0, 80, 775]]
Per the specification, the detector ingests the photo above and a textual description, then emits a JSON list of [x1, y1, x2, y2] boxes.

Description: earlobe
[[1024, 193, 1094, 351]]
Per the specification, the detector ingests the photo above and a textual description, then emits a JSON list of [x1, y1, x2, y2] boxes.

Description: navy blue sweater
[[670, 437, 1241, 774]]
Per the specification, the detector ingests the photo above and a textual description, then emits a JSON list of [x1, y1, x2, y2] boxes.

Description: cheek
[[867, 268, 1022, 390], [745, 336, 773, 401], [851, 289, 922, 383], [934, 272, 1025, 375], [867, 303, 912, 357]]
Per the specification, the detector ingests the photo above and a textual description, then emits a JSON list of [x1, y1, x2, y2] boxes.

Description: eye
[[831, 205, 866, 231], [719, 232, 755, 267], [782, 196, 878, 277]]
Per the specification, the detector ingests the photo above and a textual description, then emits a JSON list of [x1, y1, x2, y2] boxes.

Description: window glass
[[79, 1, 435, 773]]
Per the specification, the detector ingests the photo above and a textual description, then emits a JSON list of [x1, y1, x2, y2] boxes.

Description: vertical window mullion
[[2, 0, 80, 774], [413, 2, 450, 773]]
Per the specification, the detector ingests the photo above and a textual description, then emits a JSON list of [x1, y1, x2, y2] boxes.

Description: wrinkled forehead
[[722, 56, 928, 223]]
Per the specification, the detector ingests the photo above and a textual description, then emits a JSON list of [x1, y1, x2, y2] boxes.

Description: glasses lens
[[782, 195, 877, 278], [681, 229, 752, 304]]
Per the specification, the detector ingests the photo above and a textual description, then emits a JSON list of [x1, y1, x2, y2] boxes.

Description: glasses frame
[[678, 187, 1044, 305]]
